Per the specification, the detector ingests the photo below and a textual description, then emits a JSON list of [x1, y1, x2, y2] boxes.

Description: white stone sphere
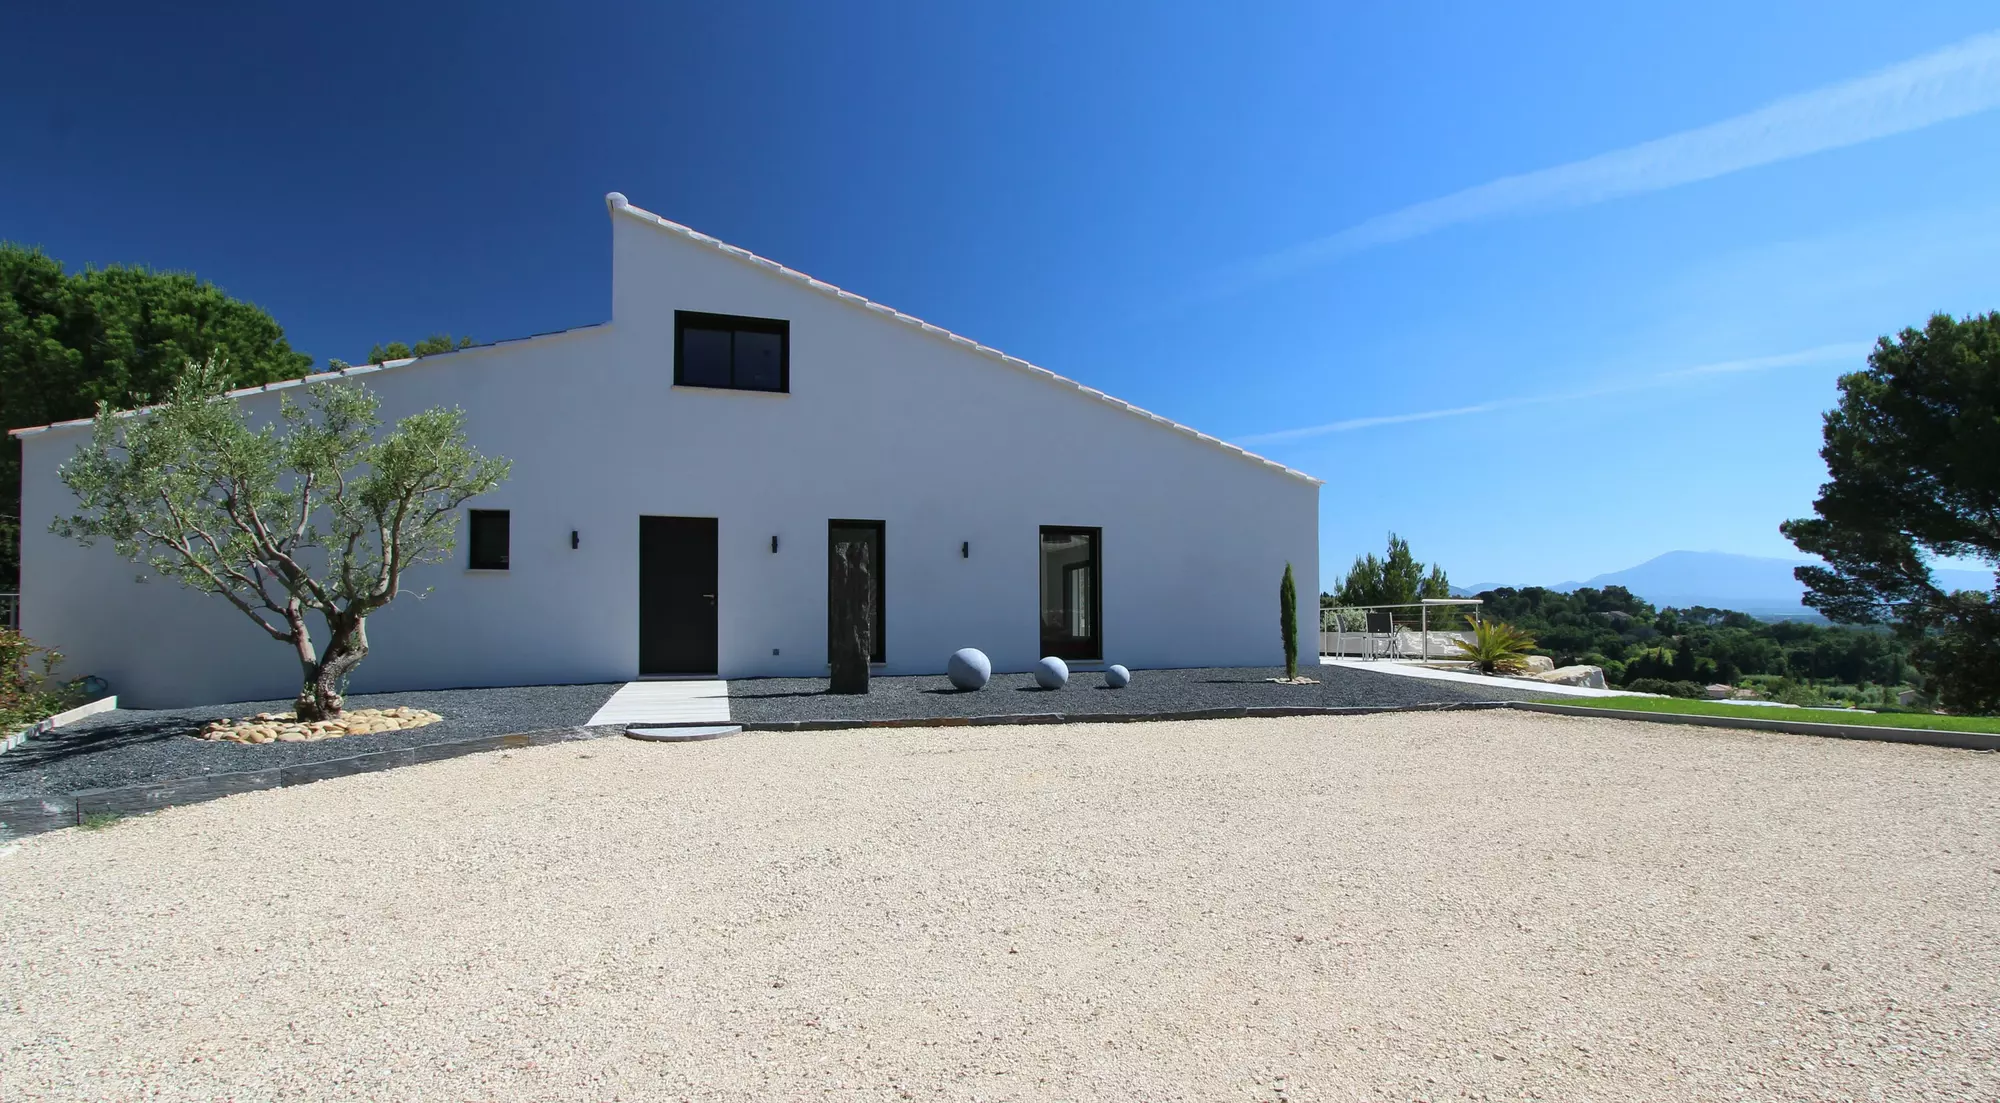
[[1104, 664, 1131, 688], [1033, 655, 1069, 689], [946, 647, 992, 691]]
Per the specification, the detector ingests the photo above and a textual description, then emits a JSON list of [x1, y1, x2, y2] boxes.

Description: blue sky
[[6, 2, 1999, 588]]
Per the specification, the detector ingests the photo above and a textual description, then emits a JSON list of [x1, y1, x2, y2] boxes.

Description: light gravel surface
[[3, 712, 1997, 1102]]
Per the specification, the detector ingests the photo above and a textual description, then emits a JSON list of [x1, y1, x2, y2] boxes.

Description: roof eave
[[8, 323, 608, 439]]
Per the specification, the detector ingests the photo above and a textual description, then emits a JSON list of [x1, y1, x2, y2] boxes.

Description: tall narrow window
[[675, 310, 790, 393], [468, 509, 511, 570], [828, 520, 886, 663], [1039, 526, 1100, 660]]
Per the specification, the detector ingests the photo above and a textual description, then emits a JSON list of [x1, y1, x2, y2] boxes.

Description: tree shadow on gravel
[[0, 715, 205, 779]]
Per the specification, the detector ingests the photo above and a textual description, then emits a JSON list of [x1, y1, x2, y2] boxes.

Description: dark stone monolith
[[828, 540, 874, 694]]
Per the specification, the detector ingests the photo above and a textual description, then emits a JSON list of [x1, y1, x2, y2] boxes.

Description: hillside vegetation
[[1475, 585, 1913, 708]]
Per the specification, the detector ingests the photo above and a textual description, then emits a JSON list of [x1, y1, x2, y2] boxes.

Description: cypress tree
[[1281, 562, 1299, 679]]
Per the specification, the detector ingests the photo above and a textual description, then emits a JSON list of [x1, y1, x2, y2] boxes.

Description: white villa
[[13, 193, 1321, 708]]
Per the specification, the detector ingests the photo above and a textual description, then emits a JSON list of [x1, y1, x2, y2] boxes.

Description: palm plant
[[1452, 616, 1539, 675]]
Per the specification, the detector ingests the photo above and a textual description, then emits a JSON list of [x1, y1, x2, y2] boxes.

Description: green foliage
[[0, 626, 81, 733], [1333, 533, 1450, 607], [1472, 585, 1913, 693], [52, 359, 510, 719], [1622, 677, 1707, 699], [1452, 616, 1538, 675], [1280, 562, 1298, 678], [1782, 311, 2000, 713], [1623, 646, 1678, 683], [369, 334, 472, 364], [0, 244, 313, 587], [79, 812, 125, 831]]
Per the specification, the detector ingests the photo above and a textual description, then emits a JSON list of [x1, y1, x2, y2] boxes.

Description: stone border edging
[[1, 695, 119, 758], [0, 725, 610, 842], [1508, 701, 2000, 752]]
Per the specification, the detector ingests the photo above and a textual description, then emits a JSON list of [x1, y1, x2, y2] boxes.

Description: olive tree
[[52, 359, 509, 719]]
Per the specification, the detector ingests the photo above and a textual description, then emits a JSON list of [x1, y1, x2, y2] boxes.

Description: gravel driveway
[[4, 711, 1995, 1101]]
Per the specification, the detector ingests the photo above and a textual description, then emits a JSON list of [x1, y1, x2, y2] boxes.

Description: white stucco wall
[[15, 199, 1320, 707]]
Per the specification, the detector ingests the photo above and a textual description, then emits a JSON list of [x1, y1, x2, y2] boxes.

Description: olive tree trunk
[[294, 616, 370, 721]]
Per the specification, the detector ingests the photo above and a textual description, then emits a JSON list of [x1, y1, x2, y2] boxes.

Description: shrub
[[1769, 678, 1832, 707], [1453, 616, 1539, 675], [1622, 677, 1707, 698], [1624, 646, 1678, 683], [0, 627, 81, 732]]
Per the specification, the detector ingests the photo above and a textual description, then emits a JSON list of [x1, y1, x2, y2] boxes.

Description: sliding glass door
[[1039, 526, 1101, 660]]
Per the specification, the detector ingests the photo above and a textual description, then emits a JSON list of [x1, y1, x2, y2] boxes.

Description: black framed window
[[1039, 526, 1101, 660], [468, 509, 510, 570], [828, 520, 886, 663], [675, 310, 789, 393]]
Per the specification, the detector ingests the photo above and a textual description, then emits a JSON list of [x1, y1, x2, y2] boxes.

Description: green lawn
[[1534, 695, 2000, 735]]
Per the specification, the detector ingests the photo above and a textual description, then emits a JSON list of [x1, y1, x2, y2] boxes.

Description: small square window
[[469, 509, 510, 570], [674, 311, 789, 393]]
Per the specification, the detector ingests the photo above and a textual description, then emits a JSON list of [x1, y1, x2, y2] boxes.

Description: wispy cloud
[[1215, 31, 2000, 292], [1241, 343, 1869, 444]]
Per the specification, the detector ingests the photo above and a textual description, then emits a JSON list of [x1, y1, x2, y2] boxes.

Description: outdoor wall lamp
[[771, 535, 780, 553], [962, 541, 969, 559], [570, 530, 579, 550]]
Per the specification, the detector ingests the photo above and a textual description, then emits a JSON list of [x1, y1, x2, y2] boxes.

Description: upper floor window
[[675, 310, 789, 393]]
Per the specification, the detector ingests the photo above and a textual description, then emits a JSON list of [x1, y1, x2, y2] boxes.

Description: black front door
[[639, 516, 718, 674]]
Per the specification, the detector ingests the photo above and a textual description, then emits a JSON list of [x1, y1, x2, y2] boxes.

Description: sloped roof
[[606, 194, 1320, 487], [14, 195, 1322, 488], [7, 324, 606, 439]]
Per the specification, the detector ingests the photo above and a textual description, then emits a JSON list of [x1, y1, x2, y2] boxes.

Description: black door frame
[[638, 515, 719, 675], [827, 519, 886, 663], [1039, 525, 1102, 661]]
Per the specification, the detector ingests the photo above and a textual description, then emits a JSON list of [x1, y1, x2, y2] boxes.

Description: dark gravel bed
[[727, 663, 1547, 724], [0, 683, 622, 799]]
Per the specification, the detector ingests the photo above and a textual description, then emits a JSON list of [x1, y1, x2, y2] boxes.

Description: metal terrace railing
[[1320, 597, 1484, 661]]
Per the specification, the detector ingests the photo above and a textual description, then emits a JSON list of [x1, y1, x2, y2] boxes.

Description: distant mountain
[[1452, 551, 1993, 616]]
